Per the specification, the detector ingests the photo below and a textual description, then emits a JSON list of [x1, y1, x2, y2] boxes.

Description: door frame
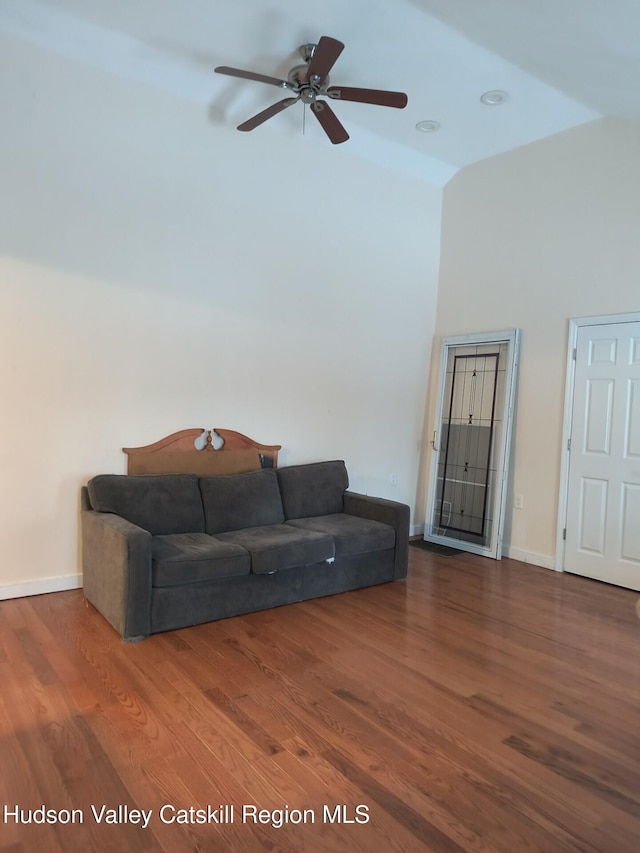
[[556, 311, 640, 572], [424, 328, 521, 559]]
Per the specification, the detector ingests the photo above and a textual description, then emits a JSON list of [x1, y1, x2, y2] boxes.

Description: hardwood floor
[[1, 549, 639, 852]]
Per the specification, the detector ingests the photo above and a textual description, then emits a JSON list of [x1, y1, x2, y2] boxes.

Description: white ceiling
[[2, 0, 637, 184]]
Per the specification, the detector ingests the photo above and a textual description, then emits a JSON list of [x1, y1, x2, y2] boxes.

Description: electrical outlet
[[514, 493, 524, 509], [390, 474, 398, 486]]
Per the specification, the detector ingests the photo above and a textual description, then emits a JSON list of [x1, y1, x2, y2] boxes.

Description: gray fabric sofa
[[81, 460, 410, 640]]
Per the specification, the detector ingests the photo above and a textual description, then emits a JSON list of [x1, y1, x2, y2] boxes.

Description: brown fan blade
[[237, 97, 299, 132], [326, 86, 408, 109], [214, 66, 288, 88], [310, 100, 349, 144], [306, 37, 345, 83]]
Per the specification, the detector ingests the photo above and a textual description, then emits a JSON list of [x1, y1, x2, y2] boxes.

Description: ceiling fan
[[214, 36, 408, 144]]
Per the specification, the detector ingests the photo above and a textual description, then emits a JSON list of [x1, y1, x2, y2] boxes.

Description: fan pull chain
[[302, 103, 306, 136]]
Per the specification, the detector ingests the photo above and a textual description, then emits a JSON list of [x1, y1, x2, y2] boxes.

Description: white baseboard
[[410, 529, 557, 571], [0, 574, 82, 601], [502, 546, 558, 571]]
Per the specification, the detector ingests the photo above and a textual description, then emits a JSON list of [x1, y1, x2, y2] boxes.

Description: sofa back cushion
[[200, 469, 285, 534], [277, 461, 348, 520], [87, 474, 205, 535]]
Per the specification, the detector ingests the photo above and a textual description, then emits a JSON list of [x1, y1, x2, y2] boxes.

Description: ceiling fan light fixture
[[480, 89, 509, 105], [416, 120, 440, 133]]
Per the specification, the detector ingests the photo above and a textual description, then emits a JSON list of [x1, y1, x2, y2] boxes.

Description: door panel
[[584, 379, 613, 453], [621, 483, 640, 562], [577, 477, 607, 554], [627, 379, 640, 456], [564, 320, 640, 590]]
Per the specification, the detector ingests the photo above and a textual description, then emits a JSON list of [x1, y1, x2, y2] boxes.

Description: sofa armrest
[[343, 491, 410, 580], [81, 505, 152, 640]]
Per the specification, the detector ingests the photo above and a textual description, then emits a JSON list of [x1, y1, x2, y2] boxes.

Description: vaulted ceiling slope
[[2, 0, 636, 184]]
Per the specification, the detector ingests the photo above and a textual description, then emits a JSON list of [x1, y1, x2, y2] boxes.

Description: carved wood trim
[[123, 429, 281, 475], [212, 428, 281, 463]]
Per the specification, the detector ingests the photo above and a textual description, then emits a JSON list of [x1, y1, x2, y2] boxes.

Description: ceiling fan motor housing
[[288, 43, 328, 103]]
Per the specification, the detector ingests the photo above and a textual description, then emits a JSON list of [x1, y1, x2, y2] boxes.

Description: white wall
[[428, 117, 640, 567], [0, 35, 442, 594]]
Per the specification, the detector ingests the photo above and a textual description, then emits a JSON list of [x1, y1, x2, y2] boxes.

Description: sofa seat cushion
[[200, 469, 284, 534], [215, 525, 334, 575], [286, 514, 395, 557], [152, 533, 250, 587], [88, 474, 205, 535]]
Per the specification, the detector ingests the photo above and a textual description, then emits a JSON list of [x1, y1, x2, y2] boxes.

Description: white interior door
[[424, 330, 520, 559], [563, 319, 640, 590]]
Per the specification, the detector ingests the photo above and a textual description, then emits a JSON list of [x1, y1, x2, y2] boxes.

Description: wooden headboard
[[123, 429, 281, 476]]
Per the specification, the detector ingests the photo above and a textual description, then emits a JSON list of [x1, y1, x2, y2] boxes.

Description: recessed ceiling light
[[480, 90, 509, 106], [415, 120, 440, 133]]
